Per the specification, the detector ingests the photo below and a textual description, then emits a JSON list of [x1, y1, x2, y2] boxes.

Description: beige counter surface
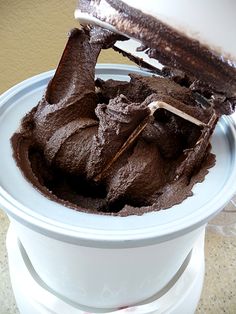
[[0, 207, 236, 314]]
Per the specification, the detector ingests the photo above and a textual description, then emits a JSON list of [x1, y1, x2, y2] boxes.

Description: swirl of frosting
[[12, 27, 217, 214]]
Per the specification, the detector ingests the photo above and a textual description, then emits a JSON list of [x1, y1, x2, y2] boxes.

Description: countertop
[[0, 203, 236, 314]]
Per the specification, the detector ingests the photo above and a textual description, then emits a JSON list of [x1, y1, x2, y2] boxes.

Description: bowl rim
[[0, 64, 236, 248]]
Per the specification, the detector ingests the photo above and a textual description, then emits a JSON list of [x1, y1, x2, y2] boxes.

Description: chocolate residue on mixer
[[12, 27, 219, 216], [79, 0, 236, 115]]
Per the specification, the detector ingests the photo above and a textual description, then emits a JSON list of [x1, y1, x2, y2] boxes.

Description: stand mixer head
[[75, 0, 236, 113]]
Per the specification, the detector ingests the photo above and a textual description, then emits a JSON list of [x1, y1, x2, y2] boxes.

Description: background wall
[[0, 0, 131, 94]]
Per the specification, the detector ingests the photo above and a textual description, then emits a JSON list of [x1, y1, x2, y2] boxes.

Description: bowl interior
[[0, 64, 236, 244]]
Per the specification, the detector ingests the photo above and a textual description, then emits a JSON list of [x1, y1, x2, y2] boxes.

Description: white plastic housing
[[7, 224, 205, 313], [123, 0, 236, 62]]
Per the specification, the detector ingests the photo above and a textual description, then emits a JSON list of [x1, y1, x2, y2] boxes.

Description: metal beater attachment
[[94, 100, 214, 182]]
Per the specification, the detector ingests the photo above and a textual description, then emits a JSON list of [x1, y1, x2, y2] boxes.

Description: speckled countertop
[[0, 203, 236, 314]]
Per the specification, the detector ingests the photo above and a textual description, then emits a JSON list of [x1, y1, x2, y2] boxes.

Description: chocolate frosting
[[12, 27, 218, 216]]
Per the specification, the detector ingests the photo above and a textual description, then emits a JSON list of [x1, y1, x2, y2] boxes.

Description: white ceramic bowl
[[0, 65, 236, 308]]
